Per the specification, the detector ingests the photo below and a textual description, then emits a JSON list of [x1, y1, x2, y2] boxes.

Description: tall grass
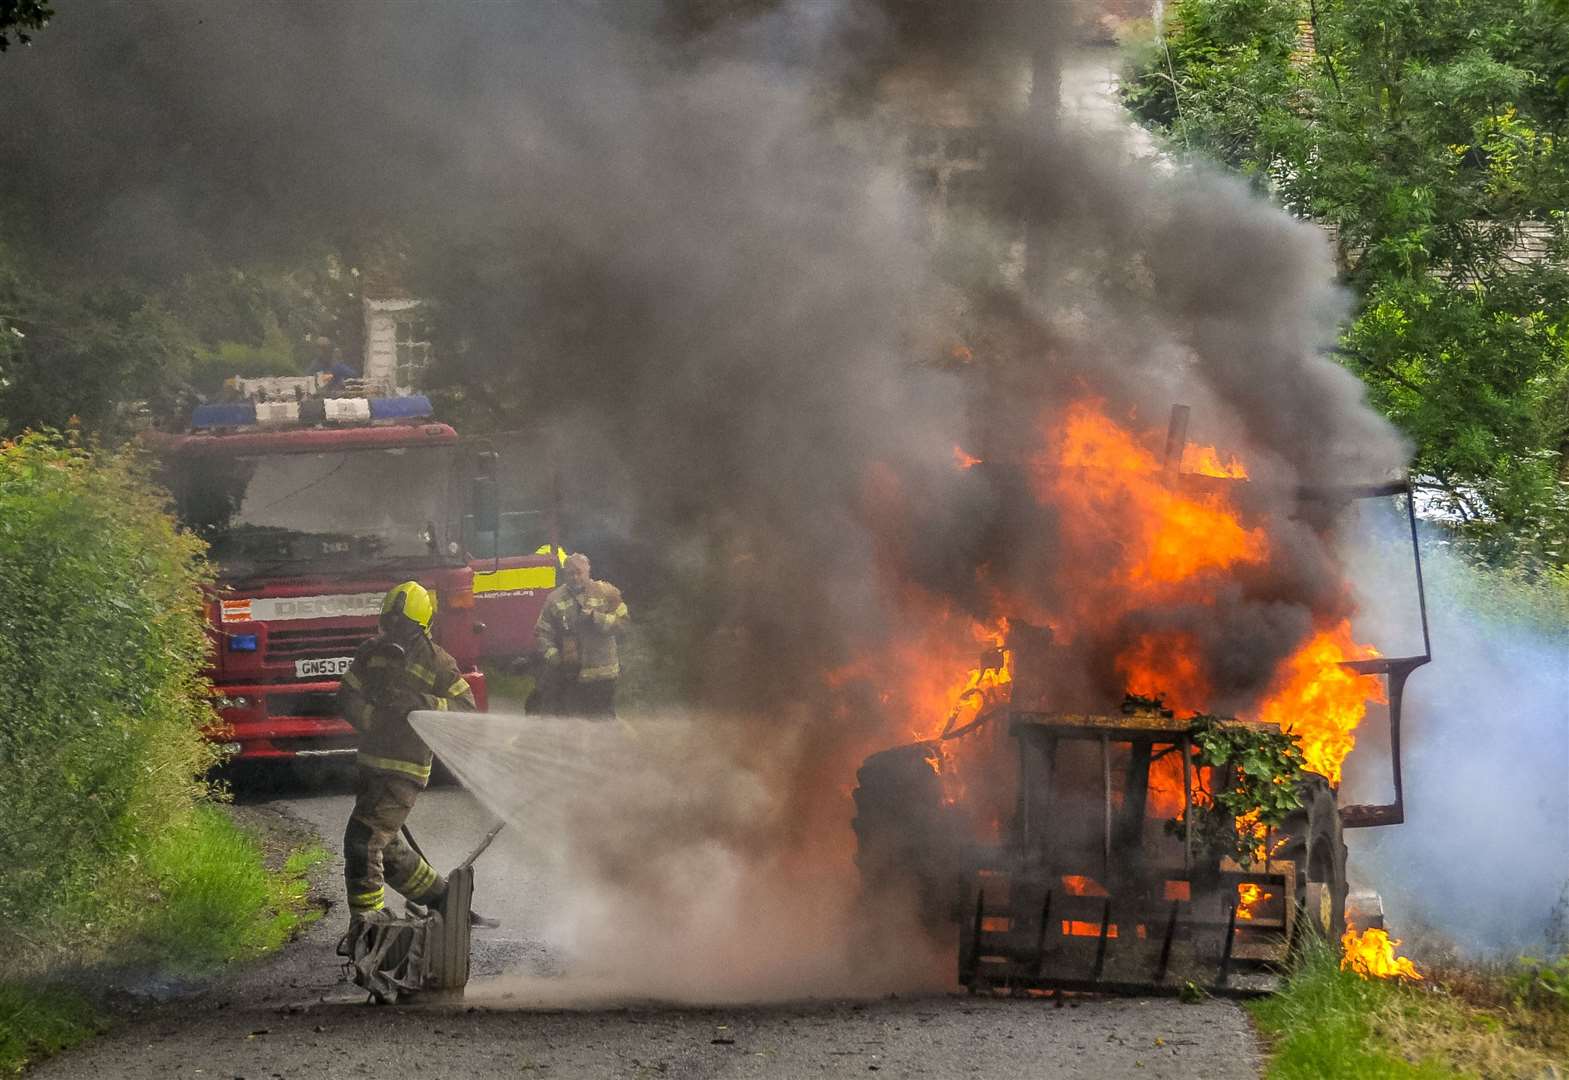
[[1252, 942, 1569, 1078], [0, 808, 325, 1074]]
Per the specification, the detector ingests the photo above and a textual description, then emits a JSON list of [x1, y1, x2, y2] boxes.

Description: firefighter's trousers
[[343, 770, 446, 916]]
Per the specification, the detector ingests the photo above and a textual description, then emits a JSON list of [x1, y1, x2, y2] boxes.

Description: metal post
[[1181, 734, 1193, 874], [1041, 736, 1058, 872], [1033, 890, 1054, 976], [1101, 733, 1113, 881], [1218, 902, 1238, 986], [1405, 484, 1432, 662], [1021, 732, 1033, 851], [963, 888, 986, 987], [1092, 898, 1113, 982], [1164, 404, 1192, 472], [1155, 900, 1180, 984]]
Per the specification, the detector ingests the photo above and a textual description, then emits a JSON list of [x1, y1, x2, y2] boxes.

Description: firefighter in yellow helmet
[[533, 553, 629, 718], [335, 581, 478, 954]]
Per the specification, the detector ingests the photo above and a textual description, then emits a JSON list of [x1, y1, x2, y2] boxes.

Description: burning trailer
[[851, 405, 1431, 996]]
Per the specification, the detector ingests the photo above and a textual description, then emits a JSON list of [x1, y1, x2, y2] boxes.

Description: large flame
[[1117, 631, 1212, 717], [1342, 925, 1423, 981], [1256, 621, 1386, 783], [1046, 400, 1268, 590]]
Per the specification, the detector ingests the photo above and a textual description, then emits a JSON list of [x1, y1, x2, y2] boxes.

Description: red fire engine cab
[[152, 393, 557, 762]]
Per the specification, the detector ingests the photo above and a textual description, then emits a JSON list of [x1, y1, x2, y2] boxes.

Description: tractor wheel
[[1276, 774, 1348, 948], [851, 742, 960, 934]]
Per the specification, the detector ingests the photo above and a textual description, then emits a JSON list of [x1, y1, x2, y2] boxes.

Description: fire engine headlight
[[218, 742, 243, 757], [215, 695, 252, 710], [227, 633, 259, 652]]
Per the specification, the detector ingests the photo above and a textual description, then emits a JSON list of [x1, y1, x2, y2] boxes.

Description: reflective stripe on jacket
[[534, 580, 628, 682], [338, 633, 476, 782]]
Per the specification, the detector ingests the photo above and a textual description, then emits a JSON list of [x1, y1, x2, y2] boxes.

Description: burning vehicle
[[851, 403, 1431, 995]]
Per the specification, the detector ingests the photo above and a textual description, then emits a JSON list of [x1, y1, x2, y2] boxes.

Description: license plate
[[295, 656, 353, 679]]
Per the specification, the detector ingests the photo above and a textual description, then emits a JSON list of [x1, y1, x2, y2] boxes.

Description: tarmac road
[[31, 767, 1265, 1080]]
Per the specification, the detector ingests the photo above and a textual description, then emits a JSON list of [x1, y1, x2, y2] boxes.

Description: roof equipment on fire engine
[[190, 394, 433, 430]]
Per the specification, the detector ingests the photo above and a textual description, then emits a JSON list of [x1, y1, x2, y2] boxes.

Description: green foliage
[[1255, 942, 1569, 1076], [0, 810, 325, 1073], [1178, 713, 1306, 865], [1511, 955, 1569, 1012], [0, 241, 199, 438], [126, 807, 326, 972], [1126, 0, 1569, 565], [0, 432, 218, 939], [0, 0, 50, 52], [1122, 691, 1174, 715], [0, 982, 102, 1076], [168, 258, 367, 393], [1249, 942, 1449, 1078], [0, 233, 370, 438], [1421, 539, 1569, 641]]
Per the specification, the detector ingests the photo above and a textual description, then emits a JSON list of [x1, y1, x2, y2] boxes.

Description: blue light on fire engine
[[191, 403, 258, 428], [189, 396, 433, 428], [368, 395, 433, 420], [227, 633, 259, 652]]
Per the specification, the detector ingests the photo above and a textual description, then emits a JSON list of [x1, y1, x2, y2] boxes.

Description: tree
[[1125, 0, 1569, 565], [0, 0, 50, 51]]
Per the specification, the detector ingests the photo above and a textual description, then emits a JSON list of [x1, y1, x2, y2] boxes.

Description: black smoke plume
[[2, 0, 1421, 984]]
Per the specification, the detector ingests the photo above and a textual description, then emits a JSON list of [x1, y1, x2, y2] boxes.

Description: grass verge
[[0, 804, 326, 1075], [0, 984, 105, 1076], [1251, 943, 1568, 1078]]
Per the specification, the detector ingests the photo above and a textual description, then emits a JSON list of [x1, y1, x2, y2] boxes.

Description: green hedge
[[0, 432, 218, 939]]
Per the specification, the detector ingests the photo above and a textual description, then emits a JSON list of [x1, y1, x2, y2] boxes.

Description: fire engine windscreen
[[170, 446, 459, 578]]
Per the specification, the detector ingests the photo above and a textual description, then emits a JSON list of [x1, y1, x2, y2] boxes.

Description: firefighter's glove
[[374, 685, 427, 717]]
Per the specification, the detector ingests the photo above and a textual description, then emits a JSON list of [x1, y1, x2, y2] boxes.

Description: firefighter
[[335, 581, 477, 954], [533, 553, 629, 718]]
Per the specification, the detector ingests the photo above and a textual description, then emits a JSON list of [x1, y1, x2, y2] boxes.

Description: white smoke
[[1344, 543, 1569, 956], [411, 709, 947, 1002]]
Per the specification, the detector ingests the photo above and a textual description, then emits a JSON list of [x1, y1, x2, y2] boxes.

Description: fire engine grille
[[268, 691, 339, 718], [271, 735, 359, 756], [265, 626, 373, 663]]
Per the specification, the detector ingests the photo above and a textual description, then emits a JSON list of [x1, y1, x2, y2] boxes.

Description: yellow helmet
[[381, 581, 436, 632]]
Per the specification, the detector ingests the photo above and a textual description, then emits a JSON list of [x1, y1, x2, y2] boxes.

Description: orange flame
[[1181, 443, 1249, 479], [1255, 621, 1385, 783], [954, 445, 983, 470], [913, 618, 1012, 741], [1236, 883, 1273, 921], [1117, 632, 1212, 717], [1063, 875, 1109, 897], [1342, 925, 1423, 981], [1046, 400, 1268, 593]]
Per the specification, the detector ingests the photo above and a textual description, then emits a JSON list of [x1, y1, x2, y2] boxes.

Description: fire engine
[[150, 383, 560, 762]]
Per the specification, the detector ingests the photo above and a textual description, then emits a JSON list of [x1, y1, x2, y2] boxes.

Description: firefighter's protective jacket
[[338, 632, 475, 784], [535, 580, 628, 682]]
